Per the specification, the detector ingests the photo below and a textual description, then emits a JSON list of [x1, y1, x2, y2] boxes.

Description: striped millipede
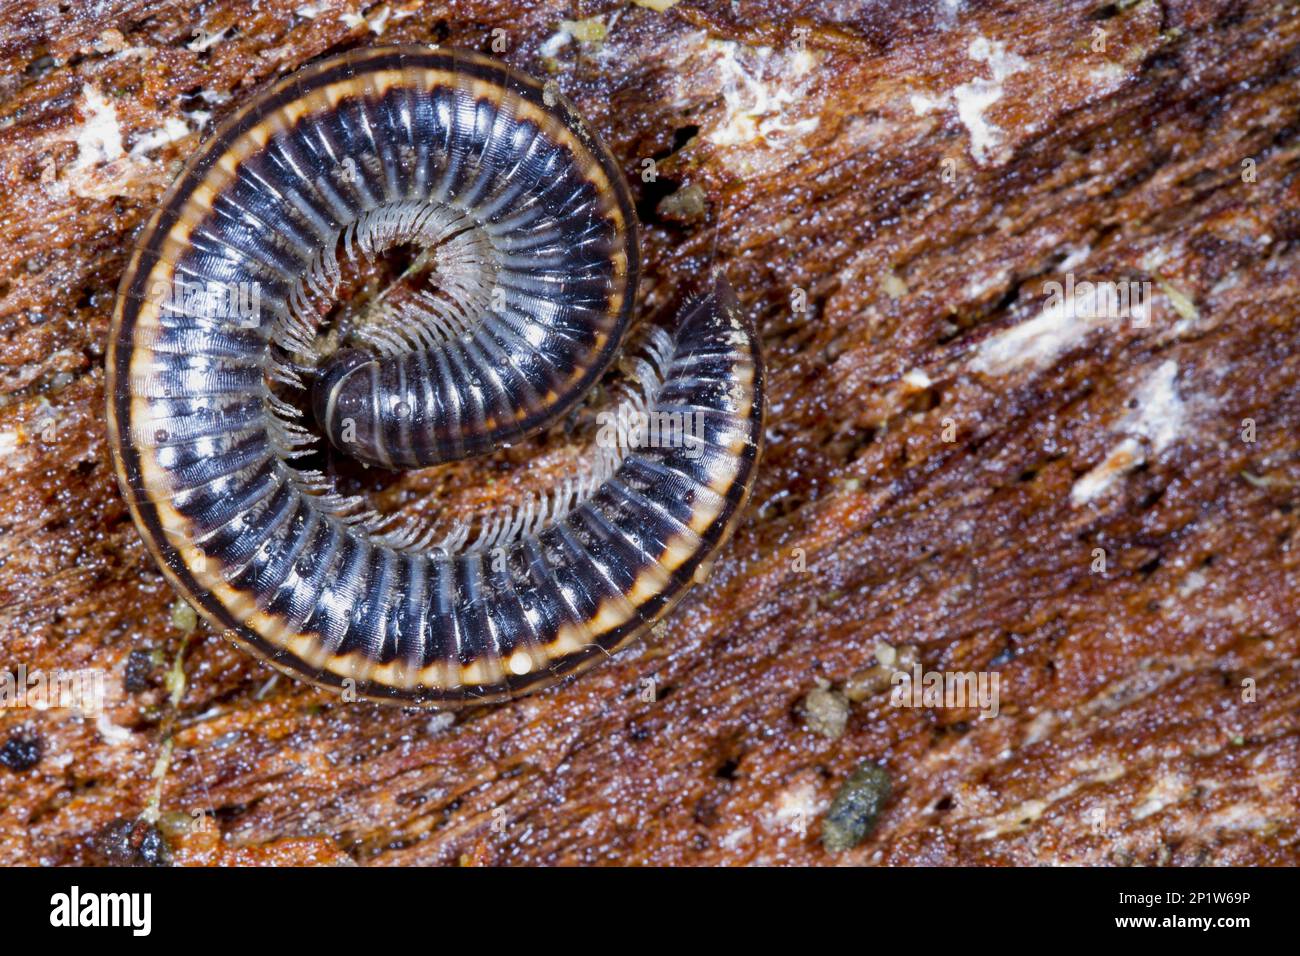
[[106, 45, 765, 706]]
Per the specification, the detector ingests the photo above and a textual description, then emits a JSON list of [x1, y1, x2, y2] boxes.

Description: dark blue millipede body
[[106, 46, 765, 705]]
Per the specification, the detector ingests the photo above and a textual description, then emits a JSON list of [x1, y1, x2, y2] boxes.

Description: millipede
[[106, 45, 765, 706]]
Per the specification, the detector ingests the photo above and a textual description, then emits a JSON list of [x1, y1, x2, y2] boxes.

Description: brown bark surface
[[1, 0, 1298, 866]]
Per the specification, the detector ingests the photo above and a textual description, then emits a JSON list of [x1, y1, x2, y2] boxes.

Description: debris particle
[[880, 269, 909, 299], [540, 15, 606, 64], [802, 685, 850, 738], [427, 712, 455, 733], [657, 183, 707, 221], [95, 29, 126, 54], [561, 16, 607, 45], [254, 673, 280, 700], [844, 644, 918, 701], [171, 599, 197, 634], [822, 763, 891, 852], [124, 648, 155, 693], [164, 636, 192, 706], [157, 809, 196, 839], [1241, 470, 1291, 490], [1157, 277, 1199, 323]]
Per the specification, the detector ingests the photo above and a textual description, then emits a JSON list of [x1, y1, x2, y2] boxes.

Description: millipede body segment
[[107, 46, 765, 705]]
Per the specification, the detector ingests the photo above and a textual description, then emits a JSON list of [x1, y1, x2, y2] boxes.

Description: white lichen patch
[[972, 280, 1116, 375], [1128, 359, 1185, 454], [182, 108, 212, 131], [764, 775, 827, 833], [969, 35, 1028, 83], [60, 84, 137, 199], [951, 79, 1007, 163], [71, 84, 125, 173], [1071, 360, 1187, 506], [1070, 438, 1144, 506], [910, 92, 945, 116], [909, 35, 1027, 165], [692, 39, 821, 158], [129, 116, 193, 158], [59, 83, 201, 199]]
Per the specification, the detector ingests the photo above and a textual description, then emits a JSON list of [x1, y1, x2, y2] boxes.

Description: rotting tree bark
[[2, 0, 1299, 866]]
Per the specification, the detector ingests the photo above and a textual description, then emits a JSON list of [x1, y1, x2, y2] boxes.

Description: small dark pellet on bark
[[822, 764, 892, 853], [88, 818, 171, 867], [0, 732, 43, 772]]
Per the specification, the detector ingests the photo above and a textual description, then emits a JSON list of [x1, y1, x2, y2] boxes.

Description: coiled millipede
[[107, 46, 764, 706]]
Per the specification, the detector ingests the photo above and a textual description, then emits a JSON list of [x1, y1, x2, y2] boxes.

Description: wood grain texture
[[1, 0, 1298, 866]]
